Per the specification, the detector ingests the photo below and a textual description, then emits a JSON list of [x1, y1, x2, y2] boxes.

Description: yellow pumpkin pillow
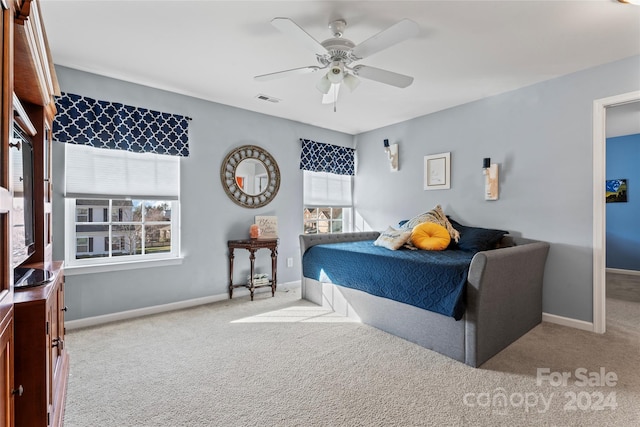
[[411, 222, 451, 251], [402, 204, 460, 243]]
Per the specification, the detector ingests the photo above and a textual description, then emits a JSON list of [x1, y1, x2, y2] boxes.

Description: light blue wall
[[353, 55, 640, 322], [55, 55, 640, 323], [53, 66, 353, 321], [606, 133, 640, 271]]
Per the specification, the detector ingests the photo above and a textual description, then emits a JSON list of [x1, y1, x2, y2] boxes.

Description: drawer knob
[[11, 385, 24, 397], [61, 306, 68, 312]]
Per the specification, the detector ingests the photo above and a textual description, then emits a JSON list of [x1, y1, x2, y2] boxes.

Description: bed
[[299, 230, 550, 367]]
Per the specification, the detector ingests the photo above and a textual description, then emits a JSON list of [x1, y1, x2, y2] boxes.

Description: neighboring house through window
[[304, 206, 350, 234], [72, 198, 175, 260]]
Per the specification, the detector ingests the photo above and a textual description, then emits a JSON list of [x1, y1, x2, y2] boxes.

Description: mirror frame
[[220, 145, 281, 208]]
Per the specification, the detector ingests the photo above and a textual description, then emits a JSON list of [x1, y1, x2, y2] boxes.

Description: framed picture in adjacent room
[[606, 179, 627, 203]]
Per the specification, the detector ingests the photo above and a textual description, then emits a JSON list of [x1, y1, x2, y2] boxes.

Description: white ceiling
[[39, 0, 640, 135]]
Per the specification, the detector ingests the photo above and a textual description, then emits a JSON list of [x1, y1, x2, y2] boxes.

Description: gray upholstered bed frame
[[299, 232, 550, 367]]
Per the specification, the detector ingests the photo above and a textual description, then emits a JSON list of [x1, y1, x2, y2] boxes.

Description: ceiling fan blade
[[352, 65, 414, 88], [351, 19, 419, 60], [316, 74, 332, 94], [254, 66, 321, 82], [322, 84, 340, 104], [271, 17, 327, 56]]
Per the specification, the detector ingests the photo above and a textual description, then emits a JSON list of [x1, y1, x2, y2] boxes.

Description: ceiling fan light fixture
[[259, 17, 419, 105], [327, 62, 344, 84], [343, 73, 360, 92], [316, 75, 332, 94]]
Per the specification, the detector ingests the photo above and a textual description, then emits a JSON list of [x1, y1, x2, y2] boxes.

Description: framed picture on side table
[[255, 215, 278, 238]]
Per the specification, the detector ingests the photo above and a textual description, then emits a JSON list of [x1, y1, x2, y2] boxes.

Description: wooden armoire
[[1, 1, 68, 426]]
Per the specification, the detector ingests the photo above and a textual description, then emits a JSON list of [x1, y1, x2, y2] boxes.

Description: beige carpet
[[607, 272, 640, 303], [62, 281, 640, 427]]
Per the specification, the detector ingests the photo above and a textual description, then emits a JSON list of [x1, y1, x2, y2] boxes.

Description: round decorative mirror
[[220, 145, 280, 208]]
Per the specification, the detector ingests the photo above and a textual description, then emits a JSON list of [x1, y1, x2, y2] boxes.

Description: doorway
[[592, 90, 640, 334]]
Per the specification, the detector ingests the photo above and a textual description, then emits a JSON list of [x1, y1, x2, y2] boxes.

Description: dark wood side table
[[228, 238, 279, 300]]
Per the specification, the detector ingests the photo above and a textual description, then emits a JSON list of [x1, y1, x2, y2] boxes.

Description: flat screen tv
[[11, 124, 36, 269]]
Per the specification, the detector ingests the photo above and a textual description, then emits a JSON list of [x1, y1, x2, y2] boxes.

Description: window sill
[[63, 256, 184, 276]]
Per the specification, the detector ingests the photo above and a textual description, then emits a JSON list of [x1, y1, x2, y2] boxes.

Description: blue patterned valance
[[53, 92, 190, 157], [299, 138, 355, 176]]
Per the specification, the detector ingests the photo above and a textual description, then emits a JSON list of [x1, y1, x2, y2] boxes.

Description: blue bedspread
[[302, 240, 475, 320]]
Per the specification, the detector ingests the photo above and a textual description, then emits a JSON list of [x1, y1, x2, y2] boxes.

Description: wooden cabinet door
[[46, 292, 54, 421], [0, 1, 15, 426], [0, 312, 13, 427]]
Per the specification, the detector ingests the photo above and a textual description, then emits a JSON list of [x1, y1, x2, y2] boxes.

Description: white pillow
[[374, 226, 412, 250]]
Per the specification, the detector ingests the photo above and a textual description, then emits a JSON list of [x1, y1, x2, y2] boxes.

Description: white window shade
[[303, 171, 352, 207], [65, 144, 180, 199]]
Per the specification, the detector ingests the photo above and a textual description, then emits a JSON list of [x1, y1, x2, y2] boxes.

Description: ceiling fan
[[255, 17, 420, 105]]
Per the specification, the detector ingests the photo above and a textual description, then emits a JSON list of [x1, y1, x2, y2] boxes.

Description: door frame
[[592, 90, 640, 334]]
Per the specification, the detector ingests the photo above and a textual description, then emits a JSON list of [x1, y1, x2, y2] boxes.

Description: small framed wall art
[[606, 179, 627, 203], [424, 152, 451, 190]]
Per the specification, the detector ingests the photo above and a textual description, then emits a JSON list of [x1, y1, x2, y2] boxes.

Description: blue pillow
[[448, 218, 507, 252]]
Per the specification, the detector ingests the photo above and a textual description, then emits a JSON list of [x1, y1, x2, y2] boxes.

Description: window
[[76, 207, 89, 222], [112, 207, 124, 222], [111, 236, 126, 253], [303, 171, 353, 234], [64, 144, 181, 270], [69, 198, 177, 262], [299, 139, 355, 235], [76, 237, 92, 254]]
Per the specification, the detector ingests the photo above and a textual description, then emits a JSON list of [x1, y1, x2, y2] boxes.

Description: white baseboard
[[66, 281, 301, 330], [606, 267, 640, 277], [68, 284, 597, 334], [542, 312, 594, 332]]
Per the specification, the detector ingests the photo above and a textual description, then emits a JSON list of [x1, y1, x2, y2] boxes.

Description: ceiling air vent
[[256, 94, 281, 103]]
